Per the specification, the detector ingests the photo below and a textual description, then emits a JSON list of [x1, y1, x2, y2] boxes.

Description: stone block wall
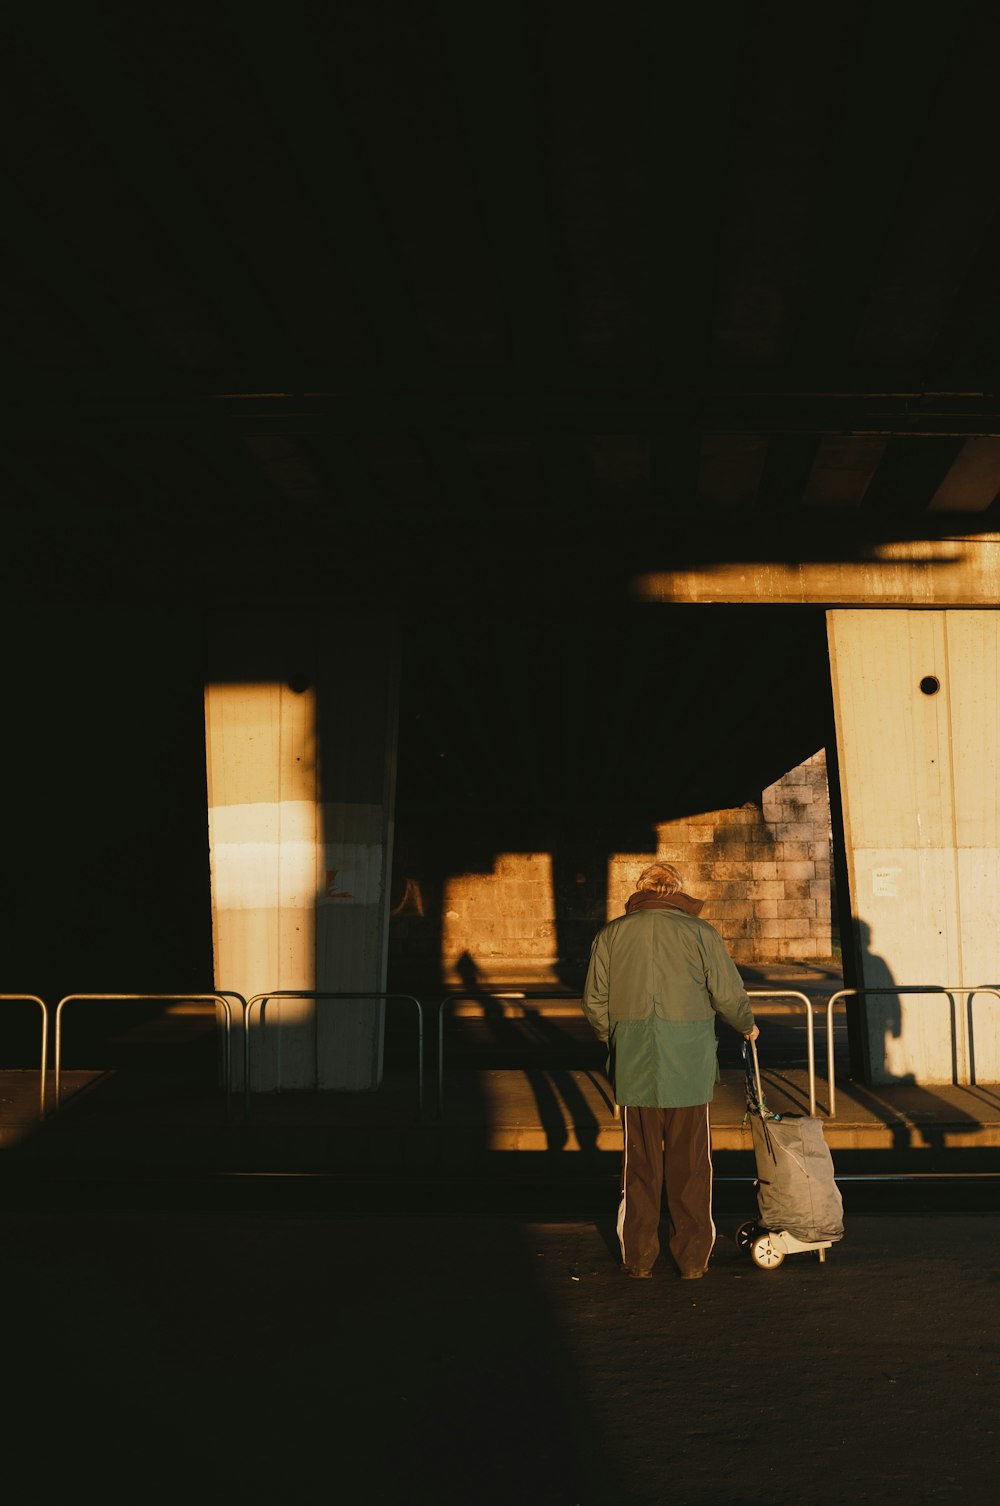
[[607, 751, 832, 963], [442, 851, 558, 975], [389, 750, 833, 984]]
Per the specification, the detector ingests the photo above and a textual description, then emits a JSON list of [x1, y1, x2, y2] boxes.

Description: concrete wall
[[829, 608, 1000, 1084], [205, 615, 400, 1092]]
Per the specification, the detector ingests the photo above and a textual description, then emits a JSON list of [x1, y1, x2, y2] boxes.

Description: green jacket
[[581, 902, 754, 1107]]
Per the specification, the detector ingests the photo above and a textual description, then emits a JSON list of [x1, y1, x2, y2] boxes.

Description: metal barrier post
[[213, 990, 250, 1111], [54, 993, 244, 1116], [244, 992, 424, 1118], [1, 995, 50, 1117], [747, 990, 817, 1115], [824, 985, 1000, 1117]]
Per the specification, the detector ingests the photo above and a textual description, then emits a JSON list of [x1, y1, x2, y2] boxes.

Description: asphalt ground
[[4, 979, 1000, 1502], [4, 1200, 998, 1505]]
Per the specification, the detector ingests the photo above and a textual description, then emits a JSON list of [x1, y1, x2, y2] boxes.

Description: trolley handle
[[749, 1034, 766, 1114]]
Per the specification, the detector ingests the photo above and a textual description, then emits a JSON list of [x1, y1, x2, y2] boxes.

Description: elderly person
[[582, 861, 758, 1280]]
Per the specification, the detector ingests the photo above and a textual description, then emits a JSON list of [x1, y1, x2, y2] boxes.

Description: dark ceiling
[[8, 1, 1000, 997], [4, 0, 1000, 610]]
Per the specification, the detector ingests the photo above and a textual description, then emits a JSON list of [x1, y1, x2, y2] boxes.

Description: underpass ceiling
[[394, 602, 836, 833], [4, 0, 1000, 609], [18, 2, 1000, 901]]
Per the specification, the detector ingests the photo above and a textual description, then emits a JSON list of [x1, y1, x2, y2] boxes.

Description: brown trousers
[[617, 1104, 715, 1274]]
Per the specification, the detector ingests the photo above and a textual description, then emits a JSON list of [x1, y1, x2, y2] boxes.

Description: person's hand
[[743, 1024, 759, 1042]]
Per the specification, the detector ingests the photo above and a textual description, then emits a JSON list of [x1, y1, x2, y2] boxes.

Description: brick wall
[[389, 750, 833, 984]]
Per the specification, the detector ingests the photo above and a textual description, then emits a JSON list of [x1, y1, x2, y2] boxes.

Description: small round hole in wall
[[919, 675, 940, 696]]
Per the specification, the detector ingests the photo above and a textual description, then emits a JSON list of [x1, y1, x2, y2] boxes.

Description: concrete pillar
[[204, 614, 399, 1091], [827, 609, 1000, 1084]]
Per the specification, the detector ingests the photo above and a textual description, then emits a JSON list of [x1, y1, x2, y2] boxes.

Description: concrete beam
[[633, 533, 1000, 605]]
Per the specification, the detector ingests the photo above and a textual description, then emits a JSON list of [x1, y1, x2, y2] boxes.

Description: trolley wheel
[[734, 1220, 757, 1250], [750, 1233, 785, 1270]]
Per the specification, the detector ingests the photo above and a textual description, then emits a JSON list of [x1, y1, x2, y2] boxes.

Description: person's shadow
[[447, 951, 610, 1155], [860, 918, 907, 1082], [846, 917, 980, 1158]]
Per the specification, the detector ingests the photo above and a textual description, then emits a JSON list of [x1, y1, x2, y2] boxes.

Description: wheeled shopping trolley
[[736, 1037, 844, 1271]]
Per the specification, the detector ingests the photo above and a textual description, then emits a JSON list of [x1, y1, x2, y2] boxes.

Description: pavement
[[4, 961, 1000, 1504], [5, 1196, 999, 1504]]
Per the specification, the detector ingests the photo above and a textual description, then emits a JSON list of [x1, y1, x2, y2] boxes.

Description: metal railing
[[1, 994, 50, 1117], [747, 990, 817, 1116], [436, 991, 583, 1118], [434, 989, 817, 1118], [824, 986, 1000, 1117], [54, 993, 245, 1117], [244, 992, 424, 1119], [26, 979, 1000, 1131]]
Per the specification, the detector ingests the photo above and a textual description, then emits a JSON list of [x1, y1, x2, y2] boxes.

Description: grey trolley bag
[[735, 1037, 844, 1271]]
